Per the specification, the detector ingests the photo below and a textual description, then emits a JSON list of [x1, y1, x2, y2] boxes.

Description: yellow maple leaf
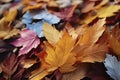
[[81, 5, 120, 24], [43, 22, 63, 45], [45, 31, 76, 73], [30, 31, 76, 80], [97, 5, 120, 18], [78, 18, 106, 45]]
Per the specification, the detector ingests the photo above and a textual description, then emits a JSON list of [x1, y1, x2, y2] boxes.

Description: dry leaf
[[72, 44, 108, 62], [81, 5, 120, 24], [43, 22, 63, 45], [78, 18, 106, 45], [97, 5, 120, 18], [45, 31, 76, 73], [81, 0, 109, 13], [4, 9, 17, 22], [62, 63, 89, 80], [0, 18, 20, 39], [109, 34, 120, 56]]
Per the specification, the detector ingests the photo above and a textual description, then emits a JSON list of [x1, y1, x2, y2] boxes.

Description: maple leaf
[[56, 0, 82, 8], [97, 5, 120, 18], [0, 16, 20, 39], [104, 54, 120, 80], [4, 9, 17, 22], [54, 5, 77, 21], [2, 53, 20, 79], [81, 0, 109, 13], [78, 18, 106, 45], [45, 31, 76, 73], [11, 29, 40, 56], [72, 44, 108, 62], [62, 63, 89, 80], [108, 25, 120, 56], [43, 22, 63, 45], [72, 19, 107, 62], [30, 31, 76, 80], [22, 10, 60, 37], [81, 5, 120, 24], [109, 35, 120, 56]]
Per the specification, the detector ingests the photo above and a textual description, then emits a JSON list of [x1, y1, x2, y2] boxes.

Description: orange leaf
[[78, 18, 106, 45], [45, 31, 76, 73]]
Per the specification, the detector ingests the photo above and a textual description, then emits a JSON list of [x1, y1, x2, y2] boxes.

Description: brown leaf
[[2, 53, 20, 79], [62, 63, 89, 80], [0, 18, 20, 39]]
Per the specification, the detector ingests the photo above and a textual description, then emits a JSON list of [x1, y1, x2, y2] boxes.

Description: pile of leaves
[[0, 0, 120, 80]]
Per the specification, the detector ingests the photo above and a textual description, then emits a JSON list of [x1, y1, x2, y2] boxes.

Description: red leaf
[[2, 53, 20, 78]]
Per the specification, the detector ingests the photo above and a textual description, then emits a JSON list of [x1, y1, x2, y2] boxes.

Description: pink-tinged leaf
[[11, 29, 40, 56], [54, 5, 77, 21]]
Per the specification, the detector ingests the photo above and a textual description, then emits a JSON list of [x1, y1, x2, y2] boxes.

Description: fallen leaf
[[4, 9, 17, 22], [81, 0, 109, 13], [54, 5, 77, 21], [104, 54, 120, 80], [22, 10, 60, 37], [62, 63, 89, 80], [0, 39, 14, 63], [2, 53, 20, 79], [11, 29, 40, 56], [0, 17, 20, 39], [109, 35, 120, 55], [86, 63, 111, 80], [72, 44, 108, 62], [81, 5, 120, 24], [43, 22, 63, 45], [45, 31, 76, 73], [97, 5, 120, 18], [78, 18, 106, 45]]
